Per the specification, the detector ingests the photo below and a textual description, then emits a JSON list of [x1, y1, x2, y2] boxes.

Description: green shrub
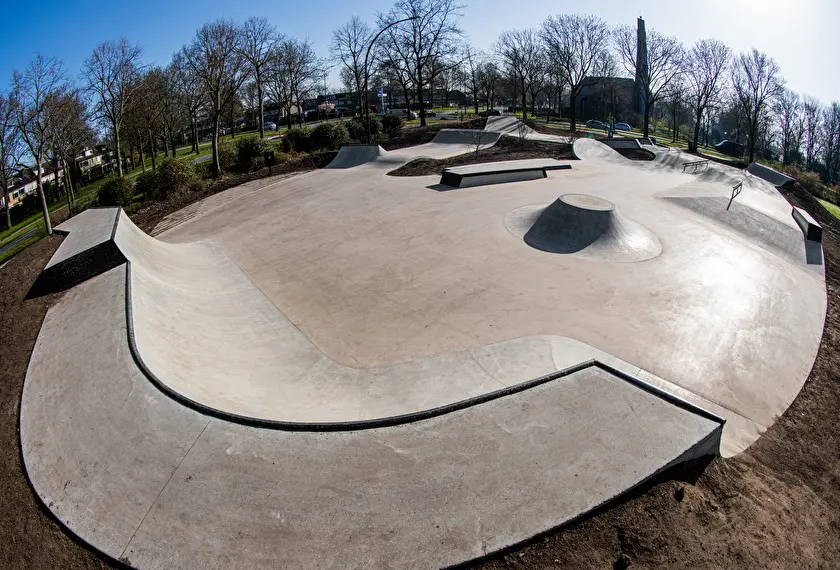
[[309, 121, 349, 151], [193, 161, 213, 180], [283, 127, 313, 153], [134, 170, 158, 199], [345, 118, 366, 142], [97, 177, 134, 207], [236, 136, 269, 172], [153, 158, 197, 200], [379, 114, 403, 137], [217, 143, 237, 171]]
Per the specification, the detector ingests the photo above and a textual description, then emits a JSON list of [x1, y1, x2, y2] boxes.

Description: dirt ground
[[387, 136, 575, 177], [0, 172, 838, 567]]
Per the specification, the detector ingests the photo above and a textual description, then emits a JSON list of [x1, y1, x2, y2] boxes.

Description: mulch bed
[[387, 136, 575, 177], [1, 151, 839, 568]]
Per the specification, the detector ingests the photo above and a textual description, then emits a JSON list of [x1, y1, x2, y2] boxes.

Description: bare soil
[[387, 136, 575, 177], [0, 164, 838, 568]]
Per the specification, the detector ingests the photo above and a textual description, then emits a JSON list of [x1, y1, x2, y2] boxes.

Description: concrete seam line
[[123, 261, 724, 432]]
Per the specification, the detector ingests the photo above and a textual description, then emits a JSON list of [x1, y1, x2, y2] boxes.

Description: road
[[0, 227, 39, 258]]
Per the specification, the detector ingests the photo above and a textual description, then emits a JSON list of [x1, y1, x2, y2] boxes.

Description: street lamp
[[364, 16, 418, 144]]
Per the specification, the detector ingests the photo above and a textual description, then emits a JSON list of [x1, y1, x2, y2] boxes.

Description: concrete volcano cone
[[505, 194, 662, 262]]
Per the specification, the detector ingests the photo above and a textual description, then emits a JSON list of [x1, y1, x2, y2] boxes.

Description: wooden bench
[[440, 159, 571, 188]]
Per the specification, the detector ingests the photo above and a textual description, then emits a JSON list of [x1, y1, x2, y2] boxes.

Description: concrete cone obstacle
[[505, 194, 662, 262]]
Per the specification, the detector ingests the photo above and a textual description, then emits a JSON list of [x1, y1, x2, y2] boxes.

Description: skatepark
[[20, 117, 826, 568]]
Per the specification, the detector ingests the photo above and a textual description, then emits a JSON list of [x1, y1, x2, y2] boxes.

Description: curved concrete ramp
[[22, 262, 723, 568], [573, 137, 630, 163], [506, 194, 662, 262], [326, 144, 387, 168]]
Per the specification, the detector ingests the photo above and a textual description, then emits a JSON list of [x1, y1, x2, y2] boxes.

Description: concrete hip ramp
[[326, 144, 387, 168], [506, 194, 662, 262]]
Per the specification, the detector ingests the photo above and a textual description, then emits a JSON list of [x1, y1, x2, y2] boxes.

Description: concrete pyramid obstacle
[[506, 194, 662, 262]]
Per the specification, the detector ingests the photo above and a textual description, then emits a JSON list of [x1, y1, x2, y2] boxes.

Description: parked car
[[714, 139, 745, 157], [479, 108, 502, 117], [423, 110, 437, 117], [264, 122, 277, 131], [586, 119, 607, 130], [614, 122, 631, 132]]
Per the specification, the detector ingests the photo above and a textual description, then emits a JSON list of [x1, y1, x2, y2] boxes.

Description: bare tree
[[184, 19, 247, 174], [494, 28, 543, 120], [477, 61, 500, 110], [81, 38, 143, 177], [684, 38, 730, 147], [170, 51, 204, 154], [331, 16, 371, 114], [731, 48, 783, 163], [267, 38, 319, 130], [238, 17, 276, 138], [821, 102, 840, 183], [0, 93, 23, 229], [615, 26, 684, 138], [775, 88, 801, 165], [45, 90, 93, 213], [664, 77, 687, 143], [541, 14, 610, 131], [11, 55, 70, 235], [802, 95, 822, 170], [379, 0, 464, 127], [462, 44, 483, 114]]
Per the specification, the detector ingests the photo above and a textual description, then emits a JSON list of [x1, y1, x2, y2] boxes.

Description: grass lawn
[[0, 226, 45, 264], [818, 198, 840, 220]]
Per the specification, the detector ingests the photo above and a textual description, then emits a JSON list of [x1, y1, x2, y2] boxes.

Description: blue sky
[[1, 0, 837, 103]]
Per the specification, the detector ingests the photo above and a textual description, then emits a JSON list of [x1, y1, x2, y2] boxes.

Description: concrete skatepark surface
[[20, 124, 826, 568]]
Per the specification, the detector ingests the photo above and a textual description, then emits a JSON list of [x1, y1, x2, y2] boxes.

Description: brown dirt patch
[[387, 136, 575, 177]]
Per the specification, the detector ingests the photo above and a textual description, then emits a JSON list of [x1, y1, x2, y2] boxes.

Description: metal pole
[[365, 16, 417, 144]]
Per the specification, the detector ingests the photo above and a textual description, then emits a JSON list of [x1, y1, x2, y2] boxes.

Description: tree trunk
[[257, 75, 265, 138], [3, 185, 10, 230], [139, 141, 145, 173], [35, 156, 52, 235], [521, 81, 528, 121], [569, 89, 578, 131], [693, 107, 702, 148], [115, 125, 124, 177], [149, 131, 157, 170], [212, 114, 222, 175], [643, 107, 651, 139], [417, 80, 426, 127]]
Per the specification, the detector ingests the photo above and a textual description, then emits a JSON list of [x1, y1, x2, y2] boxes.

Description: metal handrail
[[727, 182, 743, 210], [682, 160, 709, 173]]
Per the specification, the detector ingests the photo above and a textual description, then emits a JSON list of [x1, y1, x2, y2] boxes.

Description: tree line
[[2, 1, 840, 234]]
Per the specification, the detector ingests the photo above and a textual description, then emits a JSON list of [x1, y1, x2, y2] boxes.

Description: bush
[[217, 143, 237, 171], [379, 113, 403, 137], [310, 121, 349, 150], [154, 158, 197, 200], [134, 170, 158, 199], [193, 161, 213, 180], [283, 127, 313, 153], [97, 177, 134, 207], [236, 136, 269, 172]]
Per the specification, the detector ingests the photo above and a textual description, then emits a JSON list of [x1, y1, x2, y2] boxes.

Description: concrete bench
[[792, 206, 822, 243], [440, 159, 571, 188]]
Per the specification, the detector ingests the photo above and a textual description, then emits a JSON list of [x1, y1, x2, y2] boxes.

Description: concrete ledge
[[747, 162, 796, 187], [792, 206, 823, 243], [440, 159, 571, 188], [32, 208, 125, 295]]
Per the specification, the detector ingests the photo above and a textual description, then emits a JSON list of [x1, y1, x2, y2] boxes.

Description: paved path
[[0, 227, 38, 257]]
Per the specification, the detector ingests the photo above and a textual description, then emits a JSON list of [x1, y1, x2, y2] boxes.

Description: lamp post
[[364, 16, 418, 144]]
